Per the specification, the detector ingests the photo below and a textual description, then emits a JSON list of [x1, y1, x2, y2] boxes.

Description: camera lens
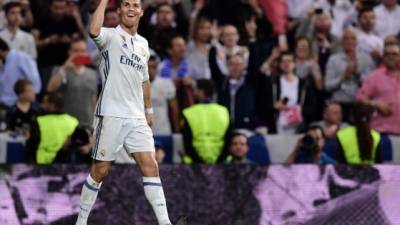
[[301, 135, 315, 149]]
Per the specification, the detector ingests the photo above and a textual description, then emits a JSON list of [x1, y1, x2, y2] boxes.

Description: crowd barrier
[[1, 132, 400, 164], [0, 164, 399, 225]]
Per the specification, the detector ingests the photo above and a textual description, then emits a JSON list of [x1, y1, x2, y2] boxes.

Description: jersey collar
[[116, 25, 138, 40]]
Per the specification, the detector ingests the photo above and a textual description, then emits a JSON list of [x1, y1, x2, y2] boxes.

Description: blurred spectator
[[264, 52, 317, 134], [47, 38, 97, 126], [155, 142, 166, 164], [159, 35, 194, 109], [19, 0, 35, 30], [0, 0, 5, 30], [258, 0, 287, 50], [314, 0, 356, 37], [296, 12, 341, 74], [65, 0, 86, 35], [0, 1, 37, 59], [6, 79, 38, 133], [287, 0, 314, 21], [149, 54, 180, 134], [26, 92, 79, 164], [145, 3, 186, 57], [0, 38, 41, 107], [33, 0, 82, 91], [182, 79, 230, 164], [217, 54, 256, 130], [336, 103, 383, 164], [103, 7, 119, 27], [374, 0, 400, 38], [187, 17, 212, 80], [313, 102, 347, 139], [286, 125, 334, 164], [209, 0, 263, 26], [210, 24, 249, 76], [357, 42, 400, 135], [354, 7, 384, 61], [325, 29, 375, 120], [54, 125, 92, 163], [226, 132, 254, 165]]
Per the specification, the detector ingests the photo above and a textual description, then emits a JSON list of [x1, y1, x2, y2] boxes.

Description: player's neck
[[120, 23, 138, 36]]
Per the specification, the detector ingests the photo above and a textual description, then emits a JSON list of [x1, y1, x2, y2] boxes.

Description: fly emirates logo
[[120, 53, 145, 73]]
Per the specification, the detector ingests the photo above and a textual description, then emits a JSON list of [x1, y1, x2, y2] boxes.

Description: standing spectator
[[296, 12, 341, 74], [182, 79, 230, 164], [325, 29, 375, 120], [33, 0, 81, 92], [374, 0, 400, 38], [149, 54, 180, 135], [159, 35, 194, 109], [103, 7, 119, 27], [26, 93, 79, 164], [0, 2, 37, 59], [47, 38, 97, 126], [313, 102, 347, 139], [187, 17, 212, 80], [0, 38, 41, 107], [6, 79, 38, 133], [217, 54, 256, 130], [227, 132, 254, 165], [336, 103, 383, 164], [357, 43, 400, 135], [354, 7, 384, 61], [19, 0, 35, 30]]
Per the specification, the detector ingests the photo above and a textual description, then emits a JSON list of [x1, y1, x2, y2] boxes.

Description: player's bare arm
[[143, 80, 153, 127], [89, 0, 108, 38]]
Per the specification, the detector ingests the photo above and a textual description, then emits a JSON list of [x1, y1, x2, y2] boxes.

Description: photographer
[[286, 125, 335, 164], [54, 126, 93, 163]]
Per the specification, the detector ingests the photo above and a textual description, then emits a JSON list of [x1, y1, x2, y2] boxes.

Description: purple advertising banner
[[0, 164, 399, 225]]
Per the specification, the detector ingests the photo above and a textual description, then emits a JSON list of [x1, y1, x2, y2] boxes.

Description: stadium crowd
[[0, 0, 399, 164]]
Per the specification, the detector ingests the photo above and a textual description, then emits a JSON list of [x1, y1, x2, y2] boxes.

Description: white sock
[[143, 177, 172, 225], [76, 175, 102, 225]]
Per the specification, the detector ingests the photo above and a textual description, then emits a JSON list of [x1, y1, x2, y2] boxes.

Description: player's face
[[118, 0, 143, 28]]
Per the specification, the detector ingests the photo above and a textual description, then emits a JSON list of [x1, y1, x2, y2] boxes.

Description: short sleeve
[[142, 41, 151, 82], [165, 79, 176, 100], [92, 27, 113, 50]]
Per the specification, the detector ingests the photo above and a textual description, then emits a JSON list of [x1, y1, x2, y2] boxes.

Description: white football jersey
[[92, 25, 150, 119]]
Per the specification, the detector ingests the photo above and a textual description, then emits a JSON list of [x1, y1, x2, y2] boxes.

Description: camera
[[70, 126, 90, 148], [300, 135, 317, 150]]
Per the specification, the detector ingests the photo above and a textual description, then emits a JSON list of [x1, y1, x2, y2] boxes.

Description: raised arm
[[89, 0, 109, 38]]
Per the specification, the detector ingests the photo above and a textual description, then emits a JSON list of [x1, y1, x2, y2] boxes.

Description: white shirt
[[287, 0, 315, 20], [0, 28, 37, 59], [374, 4, 400, 38], [354, 29, 384, 55], [151, 76, 176, 135], [92, 25, 150, 119], [279, 76, 299, 106]]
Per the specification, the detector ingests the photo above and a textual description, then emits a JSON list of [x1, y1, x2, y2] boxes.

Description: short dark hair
[[230, 132, 248, 146], [3, 2, 21, 14], [0, 38, 10, 51], [116, 0, 143, 8], [14, 79, 33, 96], [278, 51, 294, 63], [358, 7, 374, 18], [50, 0, 66, 5], [156, 2, 173, 12], [105, 7, 118, 15], [167, 34, 185, 50], [45, 92, 64, 111], [196, 79, 215, 98]]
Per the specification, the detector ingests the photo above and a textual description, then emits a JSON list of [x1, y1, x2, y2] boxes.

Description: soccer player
[[75, 0, 174, 225]]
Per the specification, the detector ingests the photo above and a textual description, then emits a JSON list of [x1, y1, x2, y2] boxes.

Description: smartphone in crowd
[[74, 54, 92, 66]]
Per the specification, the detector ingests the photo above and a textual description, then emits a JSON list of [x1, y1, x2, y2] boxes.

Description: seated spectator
[[0, 2, 37, 59], [182, 79, 230, 164], [159, 35, 194, 109], [54, 126, 93, 163], [357, 42, 400, 135], [325, 29, 375, 121], [6, 80, 38, 134], [217, 54, 256, 130], [296, 12, 341, 74], [26, 92, 79, 164], [149, 54, 180, 134], [0, 38, 41, 107], [286, 125, 334, 164], [353, 7, 384, 62], [103, 7, 119, 28], [47, 38, 97, 126], [374, 0, 400, 38], [313, 102, 347, 139], [336, 103, 383, 164], [226, 132, 254, 165], [187, 17, 212, 80]]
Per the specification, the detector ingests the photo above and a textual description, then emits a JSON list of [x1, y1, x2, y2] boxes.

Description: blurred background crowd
[[0, 0, 399, 165]]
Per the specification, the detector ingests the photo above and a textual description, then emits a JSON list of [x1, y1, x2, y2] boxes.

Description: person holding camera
[[286, 125, 335, 164], [336, 103, 383, 164], [47, 37, 98, 126], [54, 126, 93, 163]]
